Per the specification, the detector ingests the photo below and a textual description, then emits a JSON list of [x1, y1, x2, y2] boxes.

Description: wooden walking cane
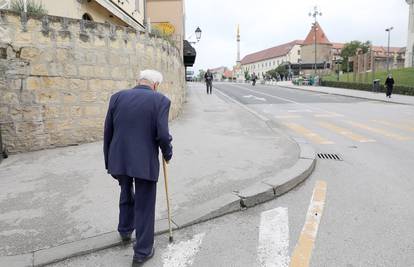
[[162, 158, 174, 243]]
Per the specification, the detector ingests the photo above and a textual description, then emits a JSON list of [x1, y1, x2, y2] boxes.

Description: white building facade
[[240, 40, 302, 79]]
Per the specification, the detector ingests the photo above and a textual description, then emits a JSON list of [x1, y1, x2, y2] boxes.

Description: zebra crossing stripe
[[257, 207, 290, 267], [162, 233, 205, 267]]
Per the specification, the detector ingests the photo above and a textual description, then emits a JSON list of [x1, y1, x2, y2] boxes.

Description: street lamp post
[[385, 26, 394, 74], [309, 6, 322, 77]]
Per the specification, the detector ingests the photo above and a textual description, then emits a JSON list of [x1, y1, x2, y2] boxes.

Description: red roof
[[223, 70, 233, 78], [332, 43, 404, 54], [303, 22, 331, 45], [240, 40, 303, 65]]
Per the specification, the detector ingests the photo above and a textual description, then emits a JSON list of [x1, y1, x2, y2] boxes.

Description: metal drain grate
[[317, 153, 343, 161]]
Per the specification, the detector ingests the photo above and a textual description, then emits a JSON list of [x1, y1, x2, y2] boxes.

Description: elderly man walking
[[104, 70, 173, 266]]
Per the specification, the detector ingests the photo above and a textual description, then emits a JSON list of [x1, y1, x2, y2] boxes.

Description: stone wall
[[0, 10, 186, 153]]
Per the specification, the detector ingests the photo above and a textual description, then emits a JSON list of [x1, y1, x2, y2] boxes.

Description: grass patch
[[323, 68, 414, 87]]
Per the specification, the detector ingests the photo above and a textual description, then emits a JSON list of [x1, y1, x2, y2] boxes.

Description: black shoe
[[132, 248, 155, 266], [120, 232, 132, 242]]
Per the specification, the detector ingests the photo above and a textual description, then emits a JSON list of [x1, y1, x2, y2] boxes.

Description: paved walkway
[[0, 83, 299, 256], [277, 81, 414, 105]]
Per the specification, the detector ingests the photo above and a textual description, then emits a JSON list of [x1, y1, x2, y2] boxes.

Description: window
[[82, 13, 93, 21], [298, 50, 301, 55]]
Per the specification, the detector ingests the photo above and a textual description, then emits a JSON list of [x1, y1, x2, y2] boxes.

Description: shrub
[[320, 80, 414, 96], [11, 0, 47, 16]]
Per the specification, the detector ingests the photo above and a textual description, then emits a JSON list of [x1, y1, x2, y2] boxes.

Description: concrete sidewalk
[[277, 81, 414, 105], [0, 83, 315, 266]]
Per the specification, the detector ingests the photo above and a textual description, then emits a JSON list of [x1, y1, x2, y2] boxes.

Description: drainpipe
[[143, 0, 147, 30]]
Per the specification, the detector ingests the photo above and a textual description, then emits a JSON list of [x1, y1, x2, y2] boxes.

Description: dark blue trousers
[[117, 176, 157, 260]]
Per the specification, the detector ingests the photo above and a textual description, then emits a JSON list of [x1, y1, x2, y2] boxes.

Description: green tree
[[198, 69, 206, 80], [340, 40, 371, 72], [244, 70, 251, 81], [266, 69, 278, 79], [11, 0, 47, 15]]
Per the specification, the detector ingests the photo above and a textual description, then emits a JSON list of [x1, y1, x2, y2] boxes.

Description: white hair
[[138, 69, 163, 84]]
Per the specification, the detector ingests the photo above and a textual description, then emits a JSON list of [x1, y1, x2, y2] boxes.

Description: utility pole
[[385, 27, 393, 74], [309, 6, 322, 77]]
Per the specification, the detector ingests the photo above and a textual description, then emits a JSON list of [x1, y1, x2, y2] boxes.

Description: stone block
[[263, 158, 316, 197], [37, 90, 60, 104], [42, 106, 60, 119], [14, 32, 32, 43], [94, 67, 110, 79], [80, 91, 98, 102], [26, 77, 42, 90], [173, 193, 241, 228], [79, 65, 94, 77], [69, 79, 87, 91], [1, 92, 19, 104], [237, 183, 275, 208], [31, 64, 49, 76], [95, 37, 107, 48], [56, 48, 70, 62], [64, 64, 78, 76], [36, 32, 52, 44], [42, 77, 67, 90], [109, 39, 121, 49], [62, 91, 78, 104], [56, 34, 72, 46], [20, 47, 41, 60], [22, 106, 43, 121], [83, 106, 101, 116], [33, 231, 123, 267], [299, 143, 316, 160]]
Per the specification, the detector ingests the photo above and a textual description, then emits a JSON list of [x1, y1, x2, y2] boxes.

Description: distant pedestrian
[[385, 74, 395, 98], [104, 69, 173, 266], [204, 69, 213, 94], [251, 72, 257, 86]]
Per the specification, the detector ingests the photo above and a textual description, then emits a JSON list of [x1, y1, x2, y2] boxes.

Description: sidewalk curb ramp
[[0, 87, 317, 267], [276, 83, 414, 106]]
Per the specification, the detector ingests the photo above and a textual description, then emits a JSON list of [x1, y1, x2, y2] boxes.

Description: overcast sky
[[185, 0, 410, 72]]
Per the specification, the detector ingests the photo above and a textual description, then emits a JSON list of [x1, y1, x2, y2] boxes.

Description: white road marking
[[287, 109, 313, 113], [162, 233, 205, 267], [243, 95, 267, 101], [214, 88, 270, 122], [257, 207, 290, 267], [227, 83, 344, 115]]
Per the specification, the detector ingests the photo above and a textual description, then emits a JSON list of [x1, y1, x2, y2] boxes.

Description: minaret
[[236, 24, 241, 65], [406, 0, 414, 67]]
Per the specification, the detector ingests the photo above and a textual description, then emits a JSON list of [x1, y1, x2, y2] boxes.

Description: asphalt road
[[50, 83, 414, 267]]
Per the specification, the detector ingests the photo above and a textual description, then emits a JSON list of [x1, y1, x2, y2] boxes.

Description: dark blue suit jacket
[[104, 85, 173, 182]]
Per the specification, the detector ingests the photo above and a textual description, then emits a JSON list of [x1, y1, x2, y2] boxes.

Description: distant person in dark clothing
[[385, 74, 395, 98], [251, 72, 257, 86], [204, 69, 213, 94]]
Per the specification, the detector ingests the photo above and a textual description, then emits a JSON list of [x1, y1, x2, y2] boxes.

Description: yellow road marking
[[345, 120, 411, 141], [317, 121, 376, 143], [290, 180, 327, 267], [372, 120, 414, 133], [283, 122, 334, 144]]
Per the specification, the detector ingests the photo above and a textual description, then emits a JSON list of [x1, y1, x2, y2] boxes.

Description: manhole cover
[[317, 153, 343, 161]]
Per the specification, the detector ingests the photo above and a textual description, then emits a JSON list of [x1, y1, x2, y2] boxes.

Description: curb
[[276, 83, 414, 106], [0, 87, 317, 267]]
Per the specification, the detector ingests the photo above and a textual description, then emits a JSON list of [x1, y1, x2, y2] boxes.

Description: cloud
[[185, 0, 409, 71]]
